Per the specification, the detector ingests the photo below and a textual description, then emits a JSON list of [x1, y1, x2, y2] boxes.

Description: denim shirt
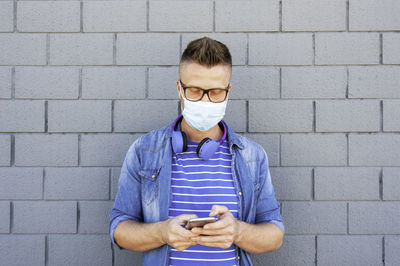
[[109, 120, 284, 266]]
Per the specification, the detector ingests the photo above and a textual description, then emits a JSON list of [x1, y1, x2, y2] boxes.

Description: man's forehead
[[179, 62, 231, 84]]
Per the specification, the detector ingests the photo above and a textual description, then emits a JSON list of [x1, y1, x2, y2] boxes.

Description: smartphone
[[185, 217, 217, 230]]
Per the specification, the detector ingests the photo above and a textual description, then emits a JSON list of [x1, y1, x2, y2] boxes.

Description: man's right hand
[[161, 214, 200, 251]]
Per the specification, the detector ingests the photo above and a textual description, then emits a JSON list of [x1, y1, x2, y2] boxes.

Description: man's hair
[[179, 37, 232, 75]]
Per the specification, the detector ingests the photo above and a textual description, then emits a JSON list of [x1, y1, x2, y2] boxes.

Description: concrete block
[[0, 201, 10, 233], [316, 100, 380, 132], [50, 34, 113, 65], [315, 167, 380, 200], [249, 100, 313, 132], [349, 202, 400, 234], [83, 1, 146, 32], [383, 167, 400, 200], [116, 33, 180, 65], [350, 0, 400, 30], [224, 100, 246, 133], [0, 67, 12, 99], [111, 167, 120, 200], [383, 100, 400, 131], [79, 201, 114, 233], [252, 235, 315, 266], [150, 1, 212, 32], [15, 67, 79, 99], [230, 67, 280, 99], [281, 134, 347, 166], [0, 100, 45, 132], [243, 134, 280, 167], [281, 66, 347, 99], [114, 246, 142, 266], [181, 33, 247, 66], [48, 100, 111, 132], [80, 134, 141, 166], [82, 67, 146, 99], [0, 235, 45, 266], [283, 0, 346, 31], [0, 135, 10, 166], [0, 167, 43, 199], [385, 236, 400, 266], [383, 33, 400, 64], [348, 66, 400, 98], [249, 33, 313, 65], [282, 201, 347, 234], [15, 134, 78, 166], [17, 1, 80, 32], [0, 34, 46, 65], [114, 100, 178, 132], [0, 1, 13, 32], [45, 168, 109, 200], [148, 67, 179, 99], [215, 0, 279, 32], [48, 235, 112, 266], [349, 134, 400, 166], [270, 167, 312, 201], [315, 33, 379, 65], [13, 201, 77, 233], [318, 235, 382, 266]]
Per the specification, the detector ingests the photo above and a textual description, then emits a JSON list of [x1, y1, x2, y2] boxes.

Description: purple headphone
[[171, 115, 227, 160]]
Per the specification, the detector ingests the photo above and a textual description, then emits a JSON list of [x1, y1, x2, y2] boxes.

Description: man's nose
[[200, 92, 211, 102]]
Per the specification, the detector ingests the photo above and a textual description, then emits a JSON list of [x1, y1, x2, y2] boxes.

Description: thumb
[[177, 214, 198, 222]]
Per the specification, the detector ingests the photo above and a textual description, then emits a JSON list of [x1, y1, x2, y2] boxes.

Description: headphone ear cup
[[197, 138, 219, 160], [181, 131, 188, 152]]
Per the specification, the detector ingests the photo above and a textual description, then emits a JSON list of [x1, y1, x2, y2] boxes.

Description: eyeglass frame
[[179, 79, 230, 103]]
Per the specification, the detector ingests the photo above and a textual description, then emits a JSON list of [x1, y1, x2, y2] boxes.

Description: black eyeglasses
[[179, 80, 230, 103]]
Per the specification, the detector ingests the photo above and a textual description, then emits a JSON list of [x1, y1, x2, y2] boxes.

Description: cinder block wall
[[0, 0, 399, 265]]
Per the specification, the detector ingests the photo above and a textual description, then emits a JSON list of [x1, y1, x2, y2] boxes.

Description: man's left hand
[[190, 205, 240, 249]]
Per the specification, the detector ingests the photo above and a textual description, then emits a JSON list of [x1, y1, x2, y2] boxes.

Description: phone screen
[[185, 217, 216, 230]]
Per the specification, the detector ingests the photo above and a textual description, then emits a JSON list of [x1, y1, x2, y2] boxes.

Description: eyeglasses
[[179, 80, 230, 103]]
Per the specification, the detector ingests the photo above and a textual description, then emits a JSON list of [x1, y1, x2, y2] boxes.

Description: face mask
[[179, 86, 228, 132]]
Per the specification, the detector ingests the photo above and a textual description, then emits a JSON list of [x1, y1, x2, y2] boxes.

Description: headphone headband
[[172, 115, 227, 144]]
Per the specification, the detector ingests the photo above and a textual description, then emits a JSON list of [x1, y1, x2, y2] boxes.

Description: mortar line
[[346, 67, 349, 98], [279, 67, 282, 98], [9, 201, 13, 233], [315, 235, 318, 266], [111, 100, 114, 132], [312, 33, 315, 65], [246, 100, 249, 133], [380, 100, 383, 132], [379, 33, 383, 64], [111, 242, 115, 266], [45, 235, 48, 266], [313, 101, 316, 132], [10, 134, 14, 166], [146, 0, 149, 31], [78, 134, 81, 166], [13, 0, 17, 32], [46, 34, 50, 65], [311, 168, 315, 200], [76, 201, 80, 233], [213, 0, 216, 33], [279, 0, 282, 32], [346, 0, 349, 31], [279, 135, 282, 166], [246, 33, 249, 66], [346, 202, 349, 234], [11, 67, 15, 99], [79, 68, 82, 99], [379, 167, 383, 200], [45, 101, 48, 132], [346, 133, 349, 166], [113, 34, 117, 66], [382, 236, 385, 266], [42, 168, 45, 200], [80, 1, 83, 32]]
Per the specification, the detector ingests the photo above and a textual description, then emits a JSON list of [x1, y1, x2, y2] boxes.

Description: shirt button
[[238, 255, 240, 260], [238, 192, 242, 196], [151, 175, 156, 179]]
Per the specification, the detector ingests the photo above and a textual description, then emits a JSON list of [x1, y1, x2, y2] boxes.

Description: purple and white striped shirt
[[168, 139, 238, 266]]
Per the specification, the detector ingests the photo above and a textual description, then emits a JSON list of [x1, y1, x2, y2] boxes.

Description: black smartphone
[[185, 217, 217, 230]]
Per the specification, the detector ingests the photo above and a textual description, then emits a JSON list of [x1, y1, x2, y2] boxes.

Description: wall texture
[[0, 0, 399, 265]]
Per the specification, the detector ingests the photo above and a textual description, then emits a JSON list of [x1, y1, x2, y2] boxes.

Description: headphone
[[171, 115, 227, 160]]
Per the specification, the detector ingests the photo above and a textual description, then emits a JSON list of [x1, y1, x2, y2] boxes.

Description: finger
[[176, 214, 198, 222], [204, 216, 233, 230], [194, 241, 233, 249], [176, 225, 201, 238], [209, 205, 229, 217]]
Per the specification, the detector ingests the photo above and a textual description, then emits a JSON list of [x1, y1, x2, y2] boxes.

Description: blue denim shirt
[[109, 120, 284, 266]]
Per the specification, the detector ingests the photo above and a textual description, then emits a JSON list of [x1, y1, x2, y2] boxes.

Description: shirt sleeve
[[109, 139, 143, 250], [254, 149, 285, 235]]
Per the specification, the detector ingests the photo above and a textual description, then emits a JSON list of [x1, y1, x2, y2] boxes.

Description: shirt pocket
[[139, 168, 161, 205]]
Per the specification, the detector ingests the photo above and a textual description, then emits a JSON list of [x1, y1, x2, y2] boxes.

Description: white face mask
[[179, 85, 228, 132]]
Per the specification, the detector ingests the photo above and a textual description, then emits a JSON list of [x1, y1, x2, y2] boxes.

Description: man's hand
[[161, 214, 200, 251], [190, 205, 240, 249]]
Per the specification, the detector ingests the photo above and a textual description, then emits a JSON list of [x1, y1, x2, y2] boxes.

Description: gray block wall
[[0, 0, 399, 265]]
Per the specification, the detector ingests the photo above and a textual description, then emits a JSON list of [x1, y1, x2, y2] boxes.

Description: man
[[109, 37, 284, 266]]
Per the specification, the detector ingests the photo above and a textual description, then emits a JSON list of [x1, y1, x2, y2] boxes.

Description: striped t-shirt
[[168, 138, 239, 266]]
